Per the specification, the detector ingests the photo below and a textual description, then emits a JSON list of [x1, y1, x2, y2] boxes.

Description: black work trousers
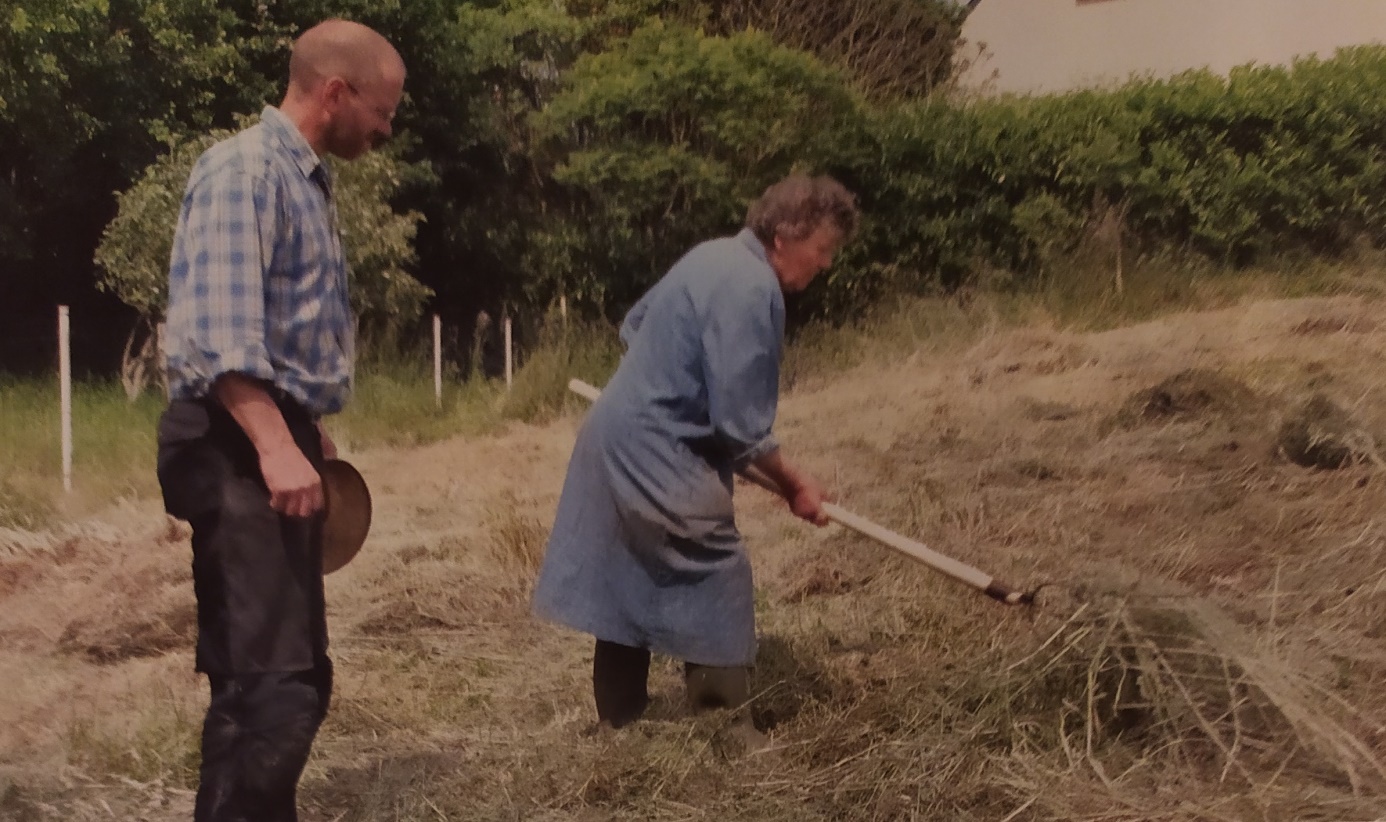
[[195, 664, 332, 822], [156, 394, 332, 822]]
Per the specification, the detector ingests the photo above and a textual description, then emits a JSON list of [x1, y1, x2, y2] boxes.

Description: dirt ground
[[4, 295, 1386, 820]]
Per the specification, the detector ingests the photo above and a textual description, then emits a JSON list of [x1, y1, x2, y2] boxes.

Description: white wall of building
[[960, 0, 1386, 95]]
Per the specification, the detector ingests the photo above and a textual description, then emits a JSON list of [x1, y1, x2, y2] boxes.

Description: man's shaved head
[[288, 19, 404, 94], [278, 19, 405, 160]]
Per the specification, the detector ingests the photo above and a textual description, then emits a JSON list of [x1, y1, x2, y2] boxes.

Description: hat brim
[[321, 458, 372, 575]]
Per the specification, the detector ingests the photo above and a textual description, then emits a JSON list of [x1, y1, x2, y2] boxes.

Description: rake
[[568, 378, 1040, 606]]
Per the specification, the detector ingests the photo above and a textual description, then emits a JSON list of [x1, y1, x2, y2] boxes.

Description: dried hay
[[482, 490, 548, 591], [997, 584, 1386, 809], [1278, 394, 1382, 470], [11, 295, 1386, 820], [1112, 369, 1259, 430], [57, 600, 197, 665]]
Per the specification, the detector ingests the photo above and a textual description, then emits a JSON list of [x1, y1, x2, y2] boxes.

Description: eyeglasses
[[342, 78, 396, 125]]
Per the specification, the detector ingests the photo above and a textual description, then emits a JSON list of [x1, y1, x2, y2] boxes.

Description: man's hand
[[260, 442, 325, 518], [214, 373, 324, 518]]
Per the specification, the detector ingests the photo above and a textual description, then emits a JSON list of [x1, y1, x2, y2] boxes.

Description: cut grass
[[4, 259, 1376, 524], [7, 279, 1386, 819]]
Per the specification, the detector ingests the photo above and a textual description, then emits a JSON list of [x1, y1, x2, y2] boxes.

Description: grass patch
[[781, 256, 1385, 390], [500, 318, 624, 422], [4, 257, 1382, 521], [0, 377, 163, 522], [331, 364, 505, 451], [0, 478, 55, 530], [332, 317, 623, 449], [783, 294, 996, 388], [0, 356, 516, 517], [1023, 249, 1373, 331], [65, 698, 201, 789]]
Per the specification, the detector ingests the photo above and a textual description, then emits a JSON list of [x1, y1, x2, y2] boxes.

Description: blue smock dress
[[531, 229, 784, 667]]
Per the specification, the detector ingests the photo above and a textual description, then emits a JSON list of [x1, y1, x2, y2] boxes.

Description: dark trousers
[[592, 639, 751, 728], [157, 396, 332, 822], [196, 664, 332, 822]]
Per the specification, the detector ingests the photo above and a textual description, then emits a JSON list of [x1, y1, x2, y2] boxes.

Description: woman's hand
[[749, 449, 833, 527], [788, 476, 832, 527]]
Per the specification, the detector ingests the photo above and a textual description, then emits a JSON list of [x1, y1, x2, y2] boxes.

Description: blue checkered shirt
[[165, 106, 354, 416]]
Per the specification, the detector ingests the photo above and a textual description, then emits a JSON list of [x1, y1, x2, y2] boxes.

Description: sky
[[959, 0, 1386, 94]]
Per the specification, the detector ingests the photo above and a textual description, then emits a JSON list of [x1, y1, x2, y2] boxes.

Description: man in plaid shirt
[[155, 19, 404, 822]]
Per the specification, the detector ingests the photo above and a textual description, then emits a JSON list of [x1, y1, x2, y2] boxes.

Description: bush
[[843, 47, 1386, 301], [525, 20, 867, 313]]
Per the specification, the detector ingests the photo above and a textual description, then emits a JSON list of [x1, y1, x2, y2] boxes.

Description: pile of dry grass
[[1278, 394, 1382, 470], [993, 586, 1386, 818], [712, 573, 1386, 821]]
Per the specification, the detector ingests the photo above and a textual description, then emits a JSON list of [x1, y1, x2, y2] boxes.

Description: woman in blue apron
[[533, 174, 859, 728]]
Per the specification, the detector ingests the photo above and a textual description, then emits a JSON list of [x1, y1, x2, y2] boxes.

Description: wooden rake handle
[[567, 379, 1035, 606]]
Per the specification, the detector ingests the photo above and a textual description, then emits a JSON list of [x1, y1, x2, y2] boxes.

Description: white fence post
[[58, 305, 72, 493], [432, 313, 442, 409], [504, 316, 513, 390]]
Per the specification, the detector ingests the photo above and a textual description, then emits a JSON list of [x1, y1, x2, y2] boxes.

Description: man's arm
[[214, 373, 323, 517]]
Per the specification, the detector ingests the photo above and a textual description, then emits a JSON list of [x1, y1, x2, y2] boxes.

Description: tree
[[525, 20, 866, 312], [696, 0, 968, 99], [0, 0, 286, 373]]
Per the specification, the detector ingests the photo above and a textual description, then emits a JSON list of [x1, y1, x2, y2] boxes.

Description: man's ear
[[322, 76, 352, 111]]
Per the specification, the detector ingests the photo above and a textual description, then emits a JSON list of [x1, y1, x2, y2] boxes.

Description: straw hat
[[321, 458, 372, 574]]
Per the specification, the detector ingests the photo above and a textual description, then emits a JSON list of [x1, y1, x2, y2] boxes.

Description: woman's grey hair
[[745, 174, 859, 246]]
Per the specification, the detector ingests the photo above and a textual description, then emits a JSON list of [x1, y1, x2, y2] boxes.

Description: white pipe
[[432, 313, 442, 409], [58, 306, 72, 493], [504, 316, 513, 390]]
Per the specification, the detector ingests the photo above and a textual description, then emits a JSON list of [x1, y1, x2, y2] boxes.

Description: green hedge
[[843, 46, 1386, 299], [529, 37, 1386, 321]]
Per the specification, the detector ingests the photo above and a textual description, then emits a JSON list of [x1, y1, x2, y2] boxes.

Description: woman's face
[[768, 222, 845, 293]]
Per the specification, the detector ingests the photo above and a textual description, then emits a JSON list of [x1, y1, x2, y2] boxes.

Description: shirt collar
[[260, 105, 326, 183], [737, 228, 769, 264]]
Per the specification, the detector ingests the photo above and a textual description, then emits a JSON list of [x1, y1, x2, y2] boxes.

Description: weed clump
[[1278, 393, 1379, 469], [1113, 369, 1258, 428]]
